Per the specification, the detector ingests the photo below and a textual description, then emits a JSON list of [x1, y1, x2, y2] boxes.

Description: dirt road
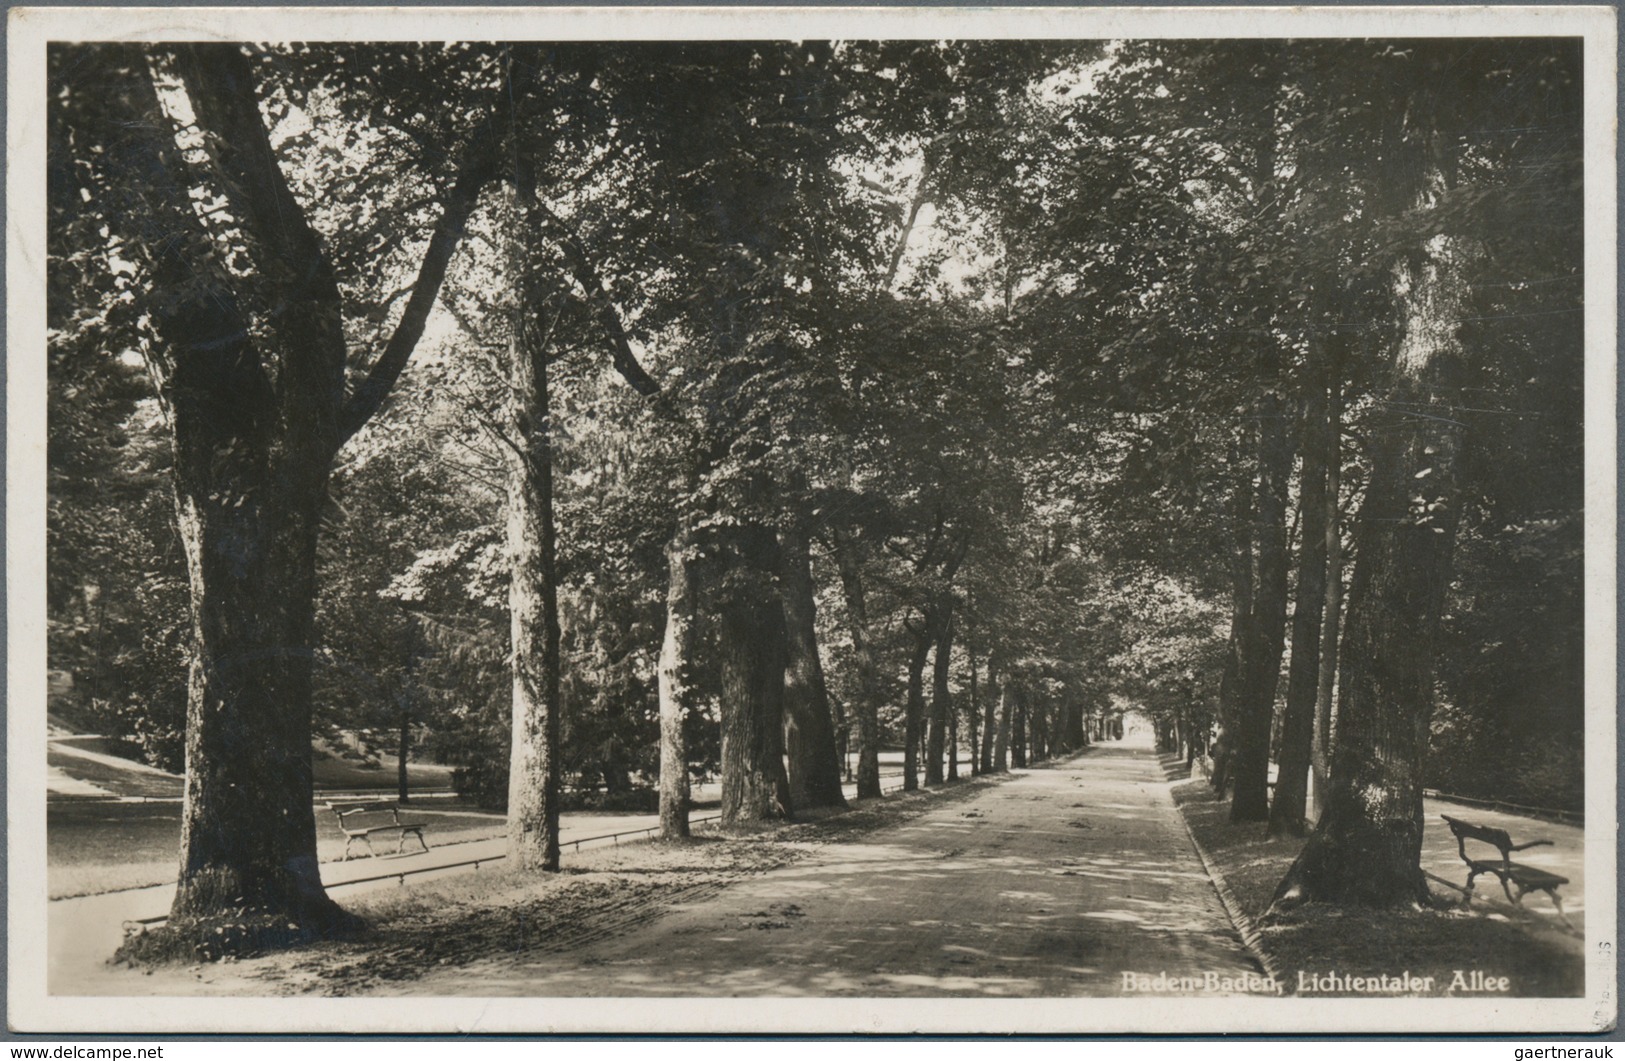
[[381, 740, 1261, 997]]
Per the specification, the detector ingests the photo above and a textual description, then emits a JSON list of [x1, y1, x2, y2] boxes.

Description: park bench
[[325, 801, 430, 860], [1440, 814, 1571, 927]]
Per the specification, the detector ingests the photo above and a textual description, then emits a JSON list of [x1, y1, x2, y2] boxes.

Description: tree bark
[[390, 609, 420, 806], [657, 525, 700, 838], [1311, 370, 1344, 820], [1213, 427, 1252, 796], [1269, 361, 1332, 838], [1012, 689, 1028, 768], [966, 644, 981, 776], [925, 604, 953, 785], [993, 678, 1013, 772], [126, 54, 345, 940], [831, 527, 882, 798], [832, 692, 850, 781], [503, 225, 562, 873], [166, 449, 347, 936], [1274, 199, 1474, 910], [718, 525, 793, 824], [1231, 392, 1294, 823], [778, 524, 847, 810], [75, 43, 510, 954], [981, 662, 999, 774], [1229, 75, 1293, 821], [398, 711, 410, 805], [81, 46, 336, 945], [902, 615, 933, 792]]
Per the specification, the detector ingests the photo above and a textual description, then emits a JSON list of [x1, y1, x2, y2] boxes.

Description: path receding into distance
[[382, 735, 1260, 997]]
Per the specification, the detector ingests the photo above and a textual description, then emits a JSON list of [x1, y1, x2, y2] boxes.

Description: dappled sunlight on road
[[373, 741, 1260, 998]]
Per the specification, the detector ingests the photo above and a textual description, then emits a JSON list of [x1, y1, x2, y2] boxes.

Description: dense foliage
[[49, 38, 1585, 926]]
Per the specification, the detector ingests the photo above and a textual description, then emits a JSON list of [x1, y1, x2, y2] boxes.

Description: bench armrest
[[1509, 839, 1554, 852]]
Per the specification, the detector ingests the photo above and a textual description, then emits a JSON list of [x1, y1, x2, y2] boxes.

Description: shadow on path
[[377, 743, 1260, 998]]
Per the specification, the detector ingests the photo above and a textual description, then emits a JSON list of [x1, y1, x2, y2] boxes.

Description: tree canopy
[[47, 36, 1586, 949]]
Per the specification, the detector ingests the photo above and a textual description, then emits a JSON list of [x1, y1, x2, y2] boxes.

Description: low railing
[[1423, 788, 1583, 826], [120, 770, 943, 935]]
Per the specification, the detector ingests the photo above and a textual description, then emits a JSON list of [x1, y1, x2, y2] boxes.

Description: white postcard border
[[7, 4, 1616, 1035]]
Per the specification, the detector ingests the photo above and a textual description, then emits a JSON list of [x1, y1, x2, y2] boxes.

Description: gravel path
[[379, 738, 1260, 997]]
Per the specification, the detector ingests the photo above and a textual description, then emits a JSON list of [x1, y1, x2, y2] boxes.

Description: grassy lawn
[[48, 799, 505, 899], [311, 755, 456, 792], [47, 745, 182, 799], [47, 737, 470, 897], [49, 736, 457, 797], [1169, 769, 1584, 997]]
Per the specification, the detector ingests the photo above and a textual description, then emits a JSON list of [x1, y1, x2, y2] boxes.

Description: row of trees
[[1094, 41, 1583, 905], [48, 37, 1582, 949]]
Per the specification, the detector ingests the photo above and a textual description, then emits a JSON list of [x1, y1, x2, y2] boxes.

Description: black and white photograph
[[9, 5, 1616, 1036]]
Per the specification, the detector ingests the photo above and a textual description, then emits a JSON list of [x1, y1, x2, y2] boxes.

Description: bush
[[450, 759, 510, 811], [1512, 736, 1583, 813], [1427, 699, 1582, 813], [559, 786, 659, 813]]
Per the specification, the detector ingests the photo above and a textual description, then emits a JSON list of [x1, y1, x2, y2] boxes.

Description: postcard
[[9, 4, 1616, 1035]]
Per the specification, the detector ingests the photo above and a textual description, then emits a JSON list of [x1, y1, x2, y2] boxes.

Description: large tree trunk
[[1269, 361, 1332, 838], [1228, 82, 1293, 821], [778, 525, 847, 810], [1011, 689, 1028, 768], [925, 605, 953, 785], [78, 44, 501, 956], [88, 46, 354, 945], [169, 458, 351, 937], [902, 617, 933, 791], [1025, 692, 1041, 762], [966, 644, 981, 776], [600, 689, 633, 796], [993, 678, 1013, 772], [502, 59, 660, 862], [1274, 215, 1473, 909], [981, 662, 999, 774], [832, 693, 850, 781], [657, 525, 700, 838], [718, 526, 793, 824], [832, 527, 882, 798], [1311, 370, 1344, 820], [1213, 429, 1252, 796], [392, 608, 420, 806], [1050, 698, 1070, 757], [504, 241, 562, 873], [1230, 391, 1294, 822], [398, 711, 410, 804]]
